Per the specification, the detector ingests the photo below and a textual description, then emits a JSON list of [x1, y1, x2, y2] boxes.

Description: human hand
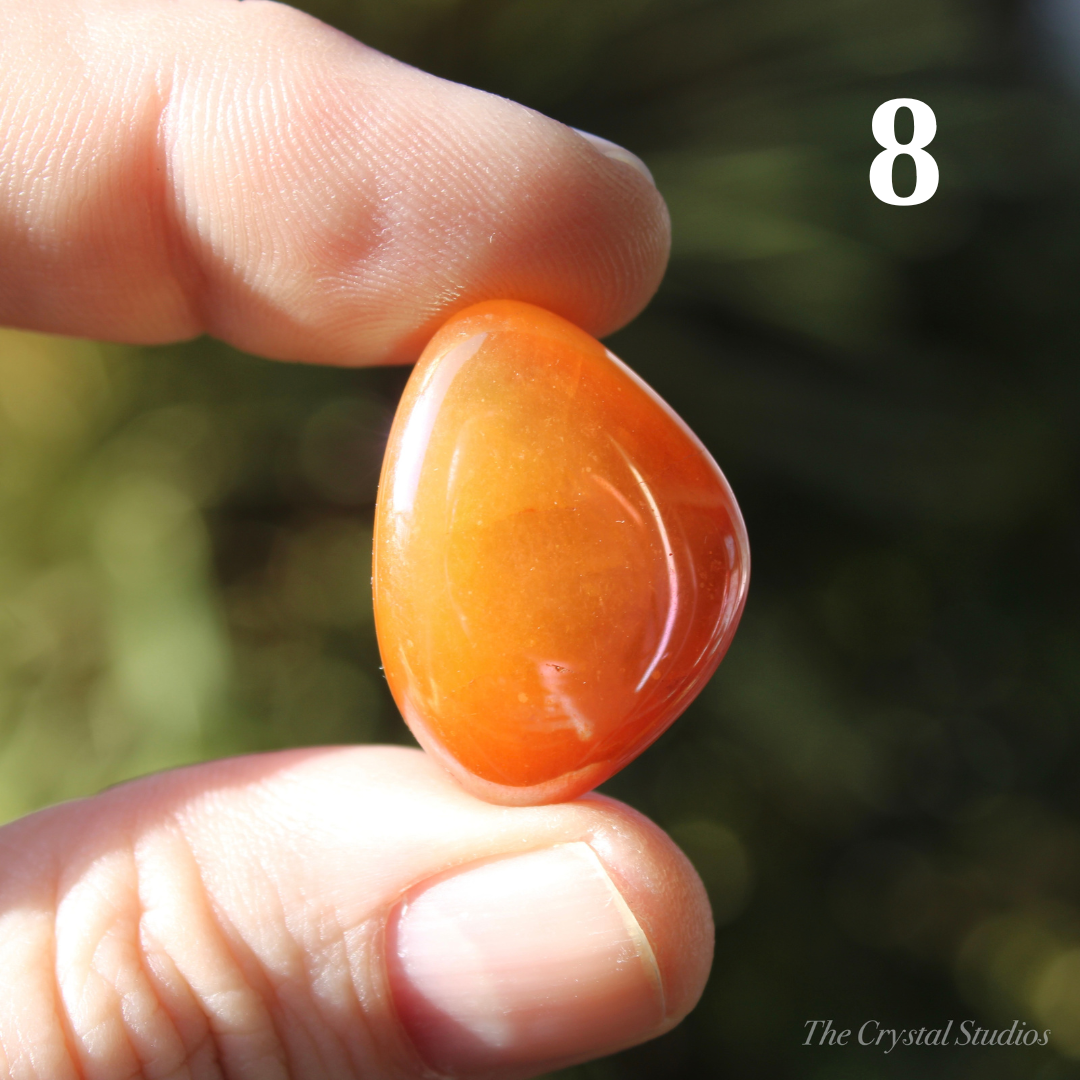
[[0, 3, 710, 1079], [0, 0, 668, 364]]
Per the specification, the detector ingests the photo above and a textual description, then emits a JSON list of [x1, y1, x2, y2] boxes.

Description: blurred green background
[[1, 0, 1079, 1076]]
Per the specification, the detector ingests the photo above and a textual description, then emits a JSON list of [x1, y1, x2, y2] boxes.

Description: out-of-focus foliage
[[2, 0, 1079, 1077], [0, 332, 407, 819]]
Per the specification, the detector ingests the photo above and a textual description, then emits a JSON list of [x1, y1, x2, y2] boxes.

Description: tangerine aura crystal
[[373, 301, 749, 805]]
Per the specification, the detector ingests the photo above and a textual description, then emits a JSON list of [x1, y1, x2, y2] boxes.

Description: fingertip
[[387, 842, 664, 1077], [381, 781, 712, 1078], [577, 793, 715, 1030], [309, 95, 672, 365]]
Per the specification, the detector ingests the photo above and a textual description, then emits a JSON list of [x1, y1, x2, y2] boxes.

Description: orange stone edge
[[372, 298, 751, 806], [402, 700, 618, 805]]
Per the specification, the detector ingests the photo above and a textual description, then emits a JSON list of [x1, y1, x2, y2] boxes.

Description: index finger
[[0, 0, 669, 365]]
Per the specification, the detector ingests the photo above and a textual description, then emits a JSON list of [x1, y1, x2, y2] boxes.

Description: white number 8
[[870, 99, 939, 205]]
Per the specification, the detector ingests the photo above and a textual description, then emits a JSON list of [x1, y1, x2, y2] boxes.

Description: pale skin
[[0, 2, 713, 1079]]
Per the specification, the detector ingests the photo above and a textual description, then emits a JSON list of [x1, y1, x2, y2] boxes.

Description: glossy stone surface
[[373, 301, 749, 805]]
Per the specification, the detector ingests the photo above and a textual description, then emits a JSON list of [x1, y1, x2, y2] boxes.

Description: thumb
[[0, 746, 712, 1080]]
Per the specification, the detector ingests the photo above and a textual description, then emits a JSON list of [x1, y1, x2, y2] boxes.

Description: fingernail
[[572, 128, 655, 186], [389, 842, 665, 1075]]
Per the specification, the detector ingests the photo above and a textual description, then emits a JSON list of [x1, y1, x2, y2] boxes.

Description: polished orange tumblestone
[[373, 300, 749, 805]]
